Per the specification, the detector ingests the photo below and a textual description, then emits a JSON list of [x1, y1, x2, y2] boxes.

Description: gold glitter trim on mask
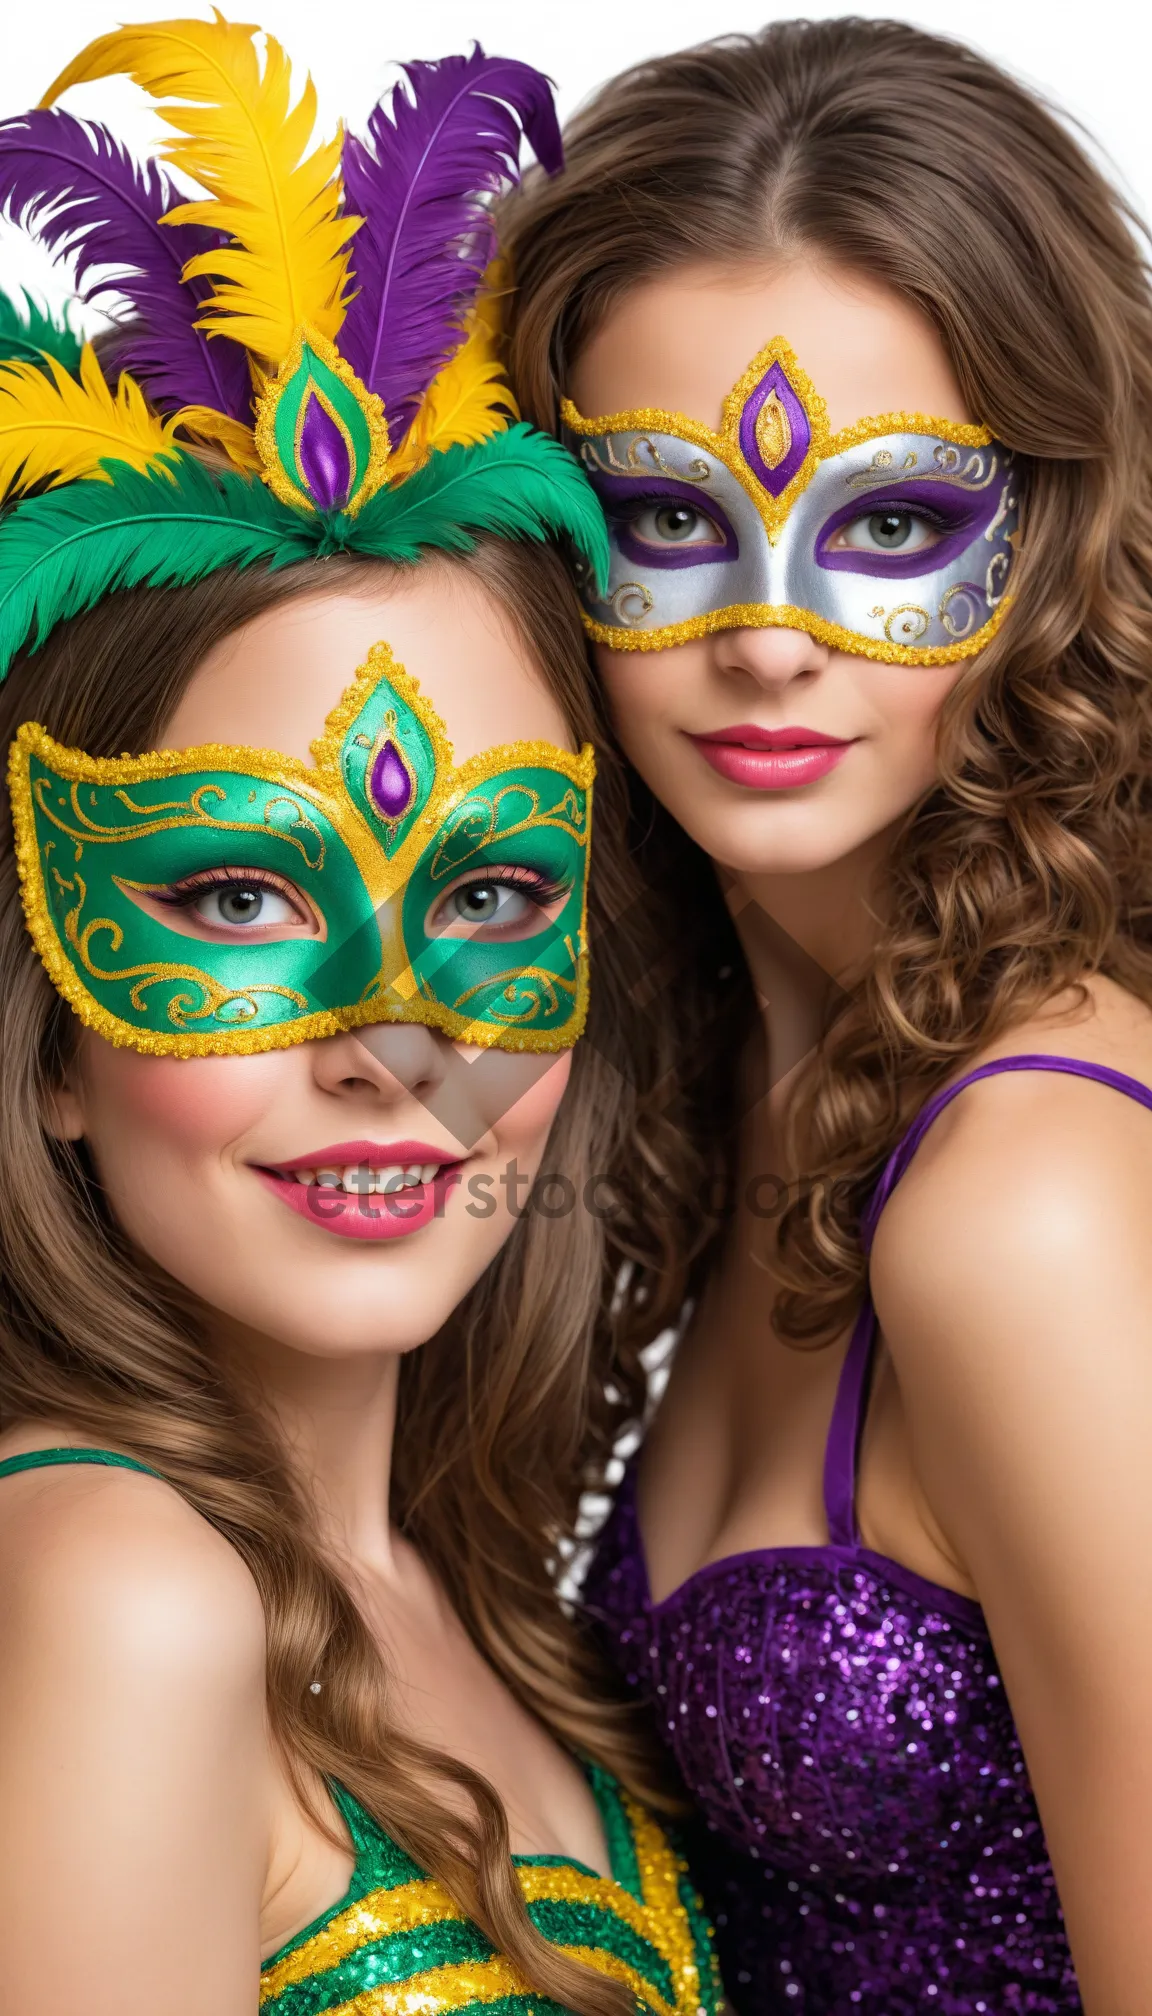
[[581, 595, 1011, 664], [9, 640, 594, 1059], [562, 333, 995, 546]]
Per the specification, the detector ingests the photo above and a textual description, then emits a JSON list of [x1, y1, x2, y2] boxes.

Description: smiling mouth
[[253, 1140, 466, 1242]]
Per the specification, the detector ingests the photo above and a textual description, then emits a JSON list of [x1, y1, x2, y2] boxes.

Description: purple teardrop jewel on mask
[[298, 387, 352, 511], [369, 739, 414, 823], [739, 360, 811, 497]]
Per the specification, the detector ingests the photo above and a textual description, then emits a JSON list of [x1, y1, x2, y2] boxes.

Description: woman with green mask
[[0, 19, 722, 2016]]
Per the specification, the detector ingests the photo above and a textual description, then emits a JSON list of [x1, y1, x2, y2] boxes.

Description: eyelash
[[447, 864, 569, 906], [150, 866, 305, 911], [852, 499, 957, 531]]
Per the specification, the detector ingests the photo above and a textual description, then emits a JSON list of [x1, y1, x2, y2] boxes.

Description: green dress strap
[[0, 1446, 165, 1482]]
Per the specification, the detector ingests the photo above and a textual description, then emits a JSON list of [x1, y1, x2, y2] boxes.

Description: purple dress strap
[[822, 1050, 1152, 1547]]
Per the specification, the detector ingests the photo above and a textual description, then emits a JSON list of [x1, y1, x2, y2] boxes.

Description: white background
[[1, 1, 1150, 320]]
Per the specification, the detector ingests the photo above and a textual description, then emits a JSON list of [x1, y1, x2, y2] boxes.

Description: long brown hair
[[501, 16, 1152, 1342], [0, 542, 688, 2015]]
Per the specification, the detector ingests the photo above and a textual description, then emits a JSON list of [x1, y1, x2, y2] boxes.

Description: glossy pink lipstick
[[255, 1139, 463, 1243], [689, 723, 854, 789]]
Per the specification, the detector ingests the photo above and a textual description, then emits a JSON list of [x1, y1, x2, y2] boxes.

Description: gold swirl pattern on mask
[[53, 869, 309, 1027], [562, 333, 995, 545], [842, 440, 1000, 494], [452, 957, 579, 1029], [29, 775, 328, 872], [429, 780, 588, 884], [578, 433, 714, 487]]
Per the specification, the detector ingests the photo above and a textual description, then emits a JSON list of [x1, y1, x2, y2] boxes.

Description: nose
[[310, 1019, 449, 1105], [711, 624, 832, 693]]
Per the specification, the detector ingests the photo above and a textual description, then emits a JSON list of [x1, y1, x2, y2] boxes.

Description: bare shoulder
[[872, 973, 1152, 1335], [0, 1445, 272, 2009], [0, 1442, 266, 1697]]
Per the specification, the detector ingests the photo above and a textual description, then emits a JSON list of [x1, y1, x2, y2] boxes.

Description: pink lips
[[254, 1138, 464, 1244], [689, 723, 854, 789]]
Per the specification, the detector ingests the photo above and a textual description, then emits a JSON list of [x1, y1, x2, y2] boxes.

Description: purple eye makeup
[[563, 335, 1020, 661]]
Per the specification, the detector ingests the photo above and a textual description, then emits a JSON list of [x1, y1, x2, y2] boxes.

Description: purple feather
[[339, 46, 562, 440], [0, 109, 250, 419]]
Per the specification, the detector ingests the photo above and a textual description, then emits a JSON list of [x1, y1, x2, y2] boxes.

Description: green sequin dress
[[0, 1448, 722, 2015]]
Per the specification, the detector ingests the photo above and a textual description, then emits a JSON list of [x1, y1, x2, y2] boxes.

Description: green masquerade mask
[[10, 643, 593, 1058]]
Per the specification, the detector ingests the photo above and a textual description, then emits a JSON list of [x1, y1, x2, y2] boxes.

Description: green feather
[[0, 288, 83, 376], [0, 454, 319, 676], [0, 424, 609, 678], [352, 425, 610, 590]]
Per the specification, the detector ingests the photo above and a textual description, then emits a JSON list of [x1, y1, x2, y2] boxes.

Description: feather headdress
[[0, 14, 606, 676]]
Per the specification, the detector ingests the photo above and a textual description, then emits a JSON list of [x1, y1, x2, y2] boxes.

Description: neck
[[724, 830, 890, 1131], [211, 1316, 402, 1576]]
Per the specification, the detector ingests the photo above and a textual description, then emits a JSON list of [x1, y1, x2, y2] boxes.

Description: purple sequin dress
[[586, 1055, 1146, 2013]]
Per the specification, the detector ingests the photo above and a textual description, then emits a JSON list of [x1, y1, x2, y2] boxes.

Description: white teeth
[[286, 1162, 441, 1193]]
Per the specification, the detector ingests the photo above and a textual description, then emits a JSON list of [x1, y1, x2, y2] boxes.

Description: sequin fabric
[[584, 1056, 1145, 2016], [586, 1479, 1079, 2014], [259, 1764, 723, 2016]]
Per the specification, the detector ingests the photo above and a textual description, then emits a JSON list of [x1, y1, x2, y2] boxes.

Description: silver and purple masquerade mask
[[561, 337, 1020, 663]]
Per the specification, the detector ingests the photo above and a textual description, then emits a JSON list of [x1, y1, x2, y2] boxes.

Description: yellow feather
[[42, 13, 358, 365], [0, 346, 180, 499], [389, 296, 518, 483], [176, 406, 260, 472]]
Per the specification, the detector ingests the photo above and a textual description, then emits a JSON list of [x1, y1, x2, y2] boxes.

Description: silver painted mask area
[[561, 338, 1020, 663]]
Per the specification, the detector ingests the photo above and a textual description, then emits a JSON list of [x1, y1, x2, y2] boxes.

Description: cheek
[[595, 643, 686, 750], [868, 662, 966, 783], [462, 1050, 572, 1161], [74, 1041, 286, 1186]]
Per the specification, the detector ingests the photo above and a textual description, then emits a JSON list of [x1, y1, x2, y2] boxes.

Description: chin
[[194, 1254, 479, 1361], [111, 1181, 509, 1361], [684, 804, 887, 879]]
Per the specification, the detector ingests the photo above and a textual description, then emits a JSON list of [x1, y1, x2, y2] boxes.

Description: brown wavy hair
[[500, 15, 1152, 1344], [0, 541, 693, 2015]]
